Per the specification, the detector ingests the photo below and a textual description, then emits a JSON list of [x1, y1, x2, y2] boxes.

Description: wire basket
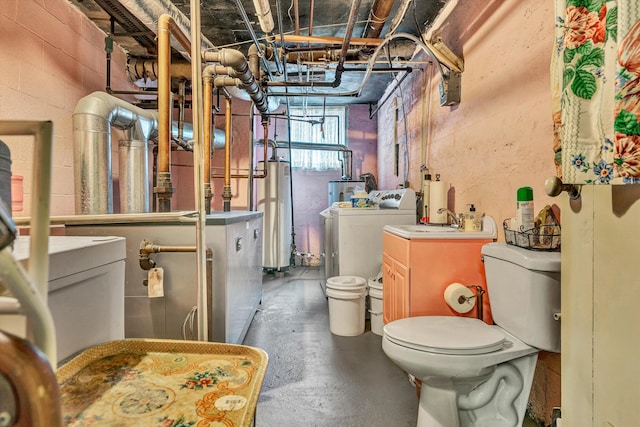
[[503, 219, 561, 251]]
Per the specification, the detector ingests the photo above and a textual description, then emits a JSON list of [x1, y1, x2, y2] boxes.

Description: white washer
[[325, 189, 416, 295]]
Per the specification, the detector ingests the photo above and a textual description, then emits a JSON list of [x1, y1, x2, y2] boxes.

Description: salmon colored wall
[[0, 0, 136, 217], [376, 0, 559, 423]]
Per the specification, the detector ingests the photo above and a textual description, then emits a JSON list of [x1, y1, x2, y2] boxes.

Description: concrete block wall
[[0, 0, 136, 217]]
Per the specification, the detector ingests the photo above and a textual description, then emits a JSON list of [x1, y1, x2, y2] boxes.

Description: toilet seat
[[384, 316, 505, 355]]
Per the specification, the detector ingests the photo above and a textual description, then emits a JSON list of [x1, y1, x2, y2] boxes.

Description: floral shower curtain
[[552, 0, 640, 184]]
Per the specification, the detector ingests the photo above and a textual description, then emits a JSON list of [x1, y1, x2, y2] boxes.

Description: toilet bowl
[[382, 243, 560, 427], [383, 317, 538, 427]]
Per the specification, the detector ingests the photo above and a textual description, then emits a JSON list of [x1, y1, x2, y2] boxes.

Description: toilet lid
[[384, 316, 505, 355]]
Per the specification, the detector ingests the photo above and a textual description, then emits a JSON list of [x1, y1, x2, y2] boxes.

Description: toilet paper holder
[[458, 285, 486, 322]]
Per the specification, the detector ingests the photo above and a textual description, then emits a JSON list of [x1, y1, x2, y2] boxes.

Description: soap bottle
[[515, 186, 534, 231], [464, 204, 481, 232]]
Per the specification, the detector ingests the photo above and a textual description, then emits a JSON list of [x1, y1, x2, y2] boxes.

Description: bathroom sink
[[385, 216, 498, 240]]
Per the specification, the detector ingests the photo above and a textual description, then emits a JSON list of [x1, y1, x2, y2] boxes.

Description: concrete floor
[[242, 266, 419, 426], [243, 266, 544, 427]]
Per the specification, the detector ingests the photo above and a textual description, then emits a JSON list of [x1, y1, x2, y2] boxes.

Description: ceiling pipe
[[308, 0, 315, 36], [362, 0, 396, 39], [294, 0, 300, 35], [202, 49, 270, 115], [252, 0, 275, 33], [118, 0, 217, 55], [266, 32, 445, 98], [231, 0, 271, 75], [280, 34, 384, 46], [331, 0, 361, 87]]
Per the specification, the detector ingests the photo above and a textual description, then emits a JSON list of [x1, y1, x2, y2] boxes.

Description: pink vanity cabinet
[[382, 229, 494, 325]]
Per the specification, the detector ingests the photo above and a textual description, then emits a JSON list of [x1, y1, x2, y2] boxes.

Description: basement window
[[288, 106, 346, 170]]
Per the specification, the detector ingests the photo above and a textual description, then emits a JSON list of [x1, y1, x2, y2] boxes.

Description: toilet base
[[416, 354, 538, 427]]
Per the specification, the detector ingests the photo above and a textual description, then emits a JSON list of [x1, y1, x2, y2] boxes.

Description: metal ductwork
[[74, 91, 158, 215], [117, 0, 217, 55], [73, 91, 225, 215]]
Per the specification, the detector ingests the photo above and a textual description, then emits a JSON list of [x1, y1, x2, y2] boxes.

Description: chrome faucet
[[437, 208, 463, 227]]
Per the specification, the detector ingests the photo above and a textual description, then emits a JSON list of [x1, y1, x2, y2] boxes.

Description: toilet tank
[[481, 243, 561, 352]]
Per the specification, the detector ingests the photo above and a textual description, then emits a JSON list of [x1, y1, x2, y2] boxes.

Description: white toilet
[[382, 243, 560, 427]]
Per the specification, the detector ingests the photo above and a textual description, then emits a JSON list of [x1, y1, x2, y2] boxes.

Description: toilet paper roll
[[444, 283, 475, 314], [429, 180, 448, 223]]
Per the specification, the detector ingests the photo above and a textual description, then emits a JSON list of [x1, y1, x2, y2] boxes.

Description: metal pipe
[[362, 0, 396, 39], [119, 137, 150, 213], [143, 243, 197, 253], [178, 79, 186, 142], [73, 91, 157, 214], [280, 34, 383, 46], [294, 0, 300, 35], [223, 96, 233, 212], [232, 0, 270, 73], [157, 14, 192, 212], [118, 0, 218, 55], [368, 68, 415, 118], [203, 76, 213, 213], [267, 32, 446, 98], [308, 0, 315, 35], [248, 108, 255, 210], [203, 49, 270, 114], [334, 0, 362, 87]]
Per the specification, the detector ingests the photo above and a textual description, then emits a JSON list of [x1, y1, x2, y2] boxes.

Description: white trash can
[[326, 276, 366, 336], [368, 278, 384, 336]]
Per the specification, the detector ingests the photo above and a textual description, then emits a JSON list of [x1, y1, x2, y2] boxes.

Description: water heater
[[257, 158, 292, 271]]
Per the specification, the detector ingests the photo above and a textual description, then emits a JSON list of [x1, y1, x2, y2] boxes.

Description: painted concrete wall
[[375, 0, 559, 423], [0, 0, 136, 217]]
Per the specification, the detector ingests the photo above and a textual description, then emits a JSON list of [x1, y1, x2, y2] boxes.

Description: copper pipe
[[210, 115, 269, 180], [362, 0, 396, 39], [203, 78, 212, 179], [281, 34, 383, 46], [203, 77, 213, 212], [294, 0, 300, 35], [158, 14, 191, 175], [223, 96, 233, 211], [224, 97, 232, 186], [143, 244, 197, 253], [157, 14, 192, 212], [308, 0, 315, 36]]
